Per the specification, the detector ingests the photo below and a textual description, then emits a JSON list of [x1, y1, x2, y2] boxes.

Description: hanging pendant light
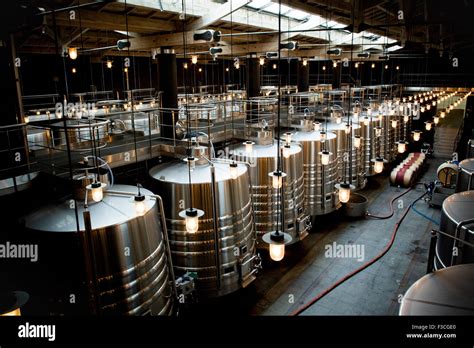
[[363, 116, 370, 126], [268, 170, 286, 189], [262, 231, 292, 262], [397, 140, 408, 154], [313, 121, 321, 131], [87, 181, 106, 202], [319, 150, 332, 165], [229, 162, 239, 179], [391, 119, 398, 128], [344, 123, 351, 134], [259, 57, 265, 65], [335, 183, 354, 203], [440, 111, 446, 118], [375, 126, 382, 137], [284, 132, 292, 143], [191, 55, 198, 64], [282, 144, 291, 158], [412, 130, 422, 142], [353, 135, 362, 148], [319, 131, 327, 142], [244, 140, 255, 155], [335, 115, 342, 124], [433, 115, 440, 125], [372, 157, 386, 174], [179, 208, 204, 233], [426, 104, 431, 111], [403, 115, 409, 123], [425, 121, 432, 131], [68, 47, 78, 60]]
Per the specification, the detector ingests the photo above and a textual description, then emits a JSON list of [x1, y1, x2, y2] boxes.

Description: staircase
[[434, 127, 459, 159]]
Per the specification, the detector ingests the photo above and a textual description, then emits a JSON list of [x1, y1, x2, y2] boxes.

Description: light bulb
[[434, 116, 439, 125], [269, 243, 285, 262], [273, 63, 277, 69], [337, 183, 351, 203], [413, 130, 421, 141], [432, 101, 436, 106], [313, 122, 321, 131], [269, 171, 285, 189], [124, 67, 128, 73], [450, 105, 454, 110], [426, 104, 431, 111], [282, 145, 291, 159], [374, 158, 384, 174], [185, 211, 199, 233], [71, 68, 77, 74], [183, 62, 188, 69], [397, 141, 407, 154], [425, 122, 432, 131], [198, 67, 202, 72], [244, 141, 254, 155], [420, 106, 425, 113], [302, 58, 308, 66], [353, 135, 362, 148], [333, 61, 337, 68], [191, 55, 198, 64], [363, 116, 370, 126], [403, 115, 409, 123], [90, 182, 104, 202], [229, 162, 238, 179], [322, 65, 326, 71], [391, 120, 397, 128], [345, 124, 351, 134], [106, 60, 112, 69], [320, 151, 331, 165], [134, 195, 146, 216], [385, 64, 388, 69], [319, 131, 327, 142], [234, 62, 240, 69], [396, 65, 400, 70], [420, 98, 424, 103], [259, 57, 265, 65], [440, 111, 446, 118], [409, 96, 413, 101], [68, 47, 78, 60], [355, 62, 359, 68], [371, 63, 375, 68]]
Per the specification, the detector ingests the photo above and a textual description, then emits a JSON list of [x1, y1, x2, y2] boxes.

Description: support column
[[245, 55, 260, 98], [156, 48, 178, 139], [332, 63, 341, 89], [297, 60, 309, 92]]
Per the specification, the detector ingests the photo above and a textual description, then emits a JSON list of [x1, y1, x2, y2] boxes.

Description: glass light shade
[[353, 135, 362, 148], [374, 158, 384, 173], [335, 115, 342, 124], [319, 131, 327, 142], [106, 60, 112, 69], [183, 62, 188, 69], [420, 106, 425, 113], [229, 163, 238, 179], [90, 183, 104, 202], [68, 47, 78, 60], [409, 96, 413, 101], [269, 243, 285, 262], [302, 58, 308, 66], [282, 145, 291, 159], [345, 124, 351, 134], [450, 105, 454, 110], [391, 120, 398, 128], [333, 61, 337, 68], [244, 141, 254, 154], [284, 132, 292, 143], [269, 171, 286, 189], [134, 197, 146, 216], [259, 57, 265, 65], [403, 115, 409, 123], [413, 130, 421, 141], [320, 151, 331, 165], [337, 183, 352, 203], [426, 104, 431, 111], [433, 116, 439, 125], [322, 66, 326, 71], [353, 111, 359, 119], [273, 63, 277, 69], [313, 122, 321, 131], [425, 122, 432, 131], [363, 116, 370, 126], [191, 55, 198, 64], [432, 101, 436, 106], [397, 141, 407, 154], [185, 214, 199, 233], [420, 98, 424, 103], [440, 111, 446, 118]]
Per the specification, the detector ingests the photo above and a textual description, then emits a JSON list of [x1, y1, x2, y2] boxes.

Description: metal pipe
[[426, 230, 437, 274], [210, 164, 222, 290], [38, 0, 110, 16], [451, 218, 474, 266]]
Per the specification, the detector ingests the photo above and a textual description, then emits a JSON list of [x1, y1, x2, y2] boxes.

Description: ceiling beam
[[45, 8, 176, 32], [187, 0, 251, 31]]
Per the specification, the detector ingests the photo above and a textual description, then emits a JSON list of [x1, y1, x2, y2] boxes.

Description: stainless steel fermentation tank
[[456, 158, 474, 192], [434, 191, 474, 270], [292, 121, 340, 216], [230, 136, 309, 246], [149, 155, 259, 298], [24, 183, 174, 315], [327, 122, 366, 190]]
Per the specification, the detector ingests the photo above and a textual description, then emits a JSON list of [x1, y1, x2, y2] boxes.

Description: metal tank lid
[[231, 142, 301, 158], [442, 191, 474, 234], [24, 184, 156, 233], [291, 129, 337, 142], [459, 158, 474, 172], [326, 122, 361, 131], [149, 160, 247, 184]]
